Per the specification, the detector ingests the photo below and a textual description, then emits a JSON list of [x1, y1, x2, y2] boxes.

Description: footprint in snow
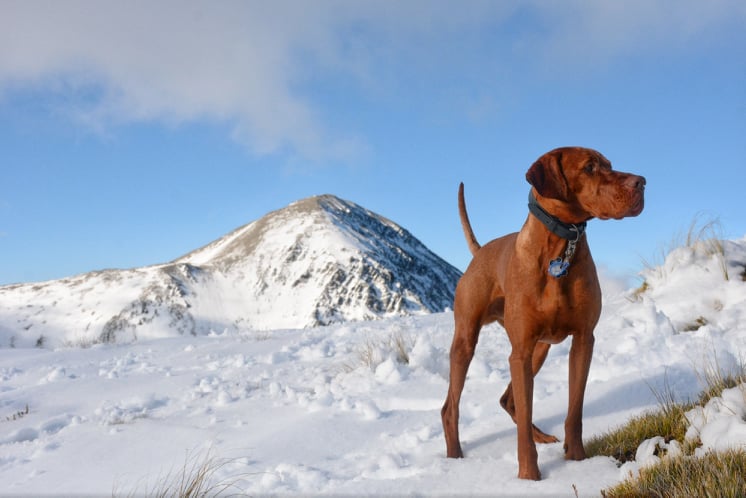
[[0, 414, 80, 446]]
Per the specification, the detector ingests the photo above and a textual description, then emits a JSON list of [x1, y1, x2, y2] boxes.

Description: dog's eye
[[584, 163, 596, 174]]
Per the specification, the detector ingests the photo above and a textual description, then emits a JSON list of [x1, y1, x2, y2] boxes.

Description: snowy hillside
[[0, 195, 461, 348], [1, 236, 745, 495]]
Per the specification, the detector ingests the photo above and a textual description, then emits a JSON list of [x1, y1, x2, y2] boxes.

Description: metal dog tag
[[548, 258, 569, 278]]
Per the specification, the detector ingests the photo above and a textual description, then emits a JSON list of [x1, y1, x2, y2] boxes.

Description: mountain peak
[[176, 193, 461, 329], [176, 194, 413, 270], [174, 193, 342, 268]]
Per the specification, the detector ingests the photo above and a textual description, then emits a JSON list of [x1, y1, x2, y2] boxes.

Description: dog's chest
[[506, 274, 601, 343], [539, 279, 600, 340]]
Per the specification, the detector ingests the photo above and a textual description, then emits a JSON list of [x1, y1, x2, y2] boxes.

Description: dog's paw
[[445, 448, 464, 459], [563, 443, 587, 461], [532, 424, 560, 444], [517, 466, 541, 481]]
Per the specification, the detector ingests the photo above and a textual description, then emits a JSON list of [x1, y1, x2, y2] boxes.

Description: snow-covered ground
[[1, 237, 745, 496]]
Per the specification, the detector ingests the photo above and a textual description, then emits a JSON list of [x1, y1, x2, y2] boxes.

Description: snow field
[[1, 237, 746, 495]]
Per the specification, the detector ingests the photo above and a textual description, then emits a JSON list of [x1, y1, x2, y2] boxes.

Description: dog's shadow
[[462, 427, 518, 455], [462, 417, 564, 456]]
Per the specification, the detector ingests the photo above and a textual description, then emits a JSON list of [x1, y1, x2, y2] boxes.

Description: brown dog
[[441, 147, 645, 480]]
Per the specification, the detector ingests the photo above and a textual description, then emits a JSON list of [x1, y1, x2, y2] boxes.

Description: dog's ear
[[525, 153, 569, 201]]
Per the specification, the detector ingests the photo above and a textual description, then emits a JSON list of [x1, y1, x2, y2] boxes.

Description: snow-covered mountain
[[0, 195, 461, 347]]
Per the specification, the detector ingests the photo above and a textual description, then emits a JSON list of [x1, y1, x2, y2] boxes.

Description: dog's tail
[[458, 183, 481, 256]]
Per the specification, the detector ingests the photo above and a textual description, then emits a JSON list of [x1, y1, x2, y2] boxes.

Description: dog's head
[[525, 147, 645, 223]]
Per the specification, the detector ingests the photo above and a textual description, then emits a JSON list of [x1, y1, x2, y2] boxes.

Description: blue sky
[[1, 1, 745, 286]]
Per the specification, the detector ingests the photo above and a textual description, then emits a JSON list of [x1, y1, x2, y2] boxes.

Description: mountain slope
[[0, 195, 461, 347]]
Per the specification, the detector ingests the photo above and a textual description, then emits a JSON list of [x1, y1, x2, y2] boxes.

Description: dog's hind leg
[[441, 318, 481, 458]]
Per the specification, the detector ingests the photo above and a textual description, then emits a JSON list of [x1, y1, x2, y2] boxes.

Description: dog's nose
[[626, 175, 646, 191]]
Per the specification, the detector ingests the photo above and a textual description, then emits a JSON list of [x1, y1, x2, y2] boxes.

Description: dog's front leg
[[564, 333, 594, 460], [509, 342, 540, 480]]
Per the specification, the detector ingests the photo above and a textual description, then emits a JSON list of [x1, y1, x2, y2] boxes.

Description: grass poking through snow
[[587, 359, 746, 496], [114, 449, 250, 498], [601, 449, 746, 498]]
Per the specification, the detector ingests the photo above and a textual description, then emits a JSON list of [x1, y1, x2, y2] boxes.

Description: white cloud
[[0, 1, 370, 160], [0, 1, 742, 160]]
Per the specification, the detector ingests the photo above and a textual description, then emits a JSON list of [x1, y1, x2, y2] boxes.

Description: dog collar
[[528, 191, 586, 278], [527, 191, 586, 241]]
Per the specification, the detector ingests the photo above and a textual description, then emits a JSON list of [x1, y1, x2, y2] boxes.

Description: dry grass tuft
[[344, 331, 411, 372], [114, 449, 248, 498], [585, 406, 691, 464], [602, 450, 746, 498], [693, 355, 746, 407]]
